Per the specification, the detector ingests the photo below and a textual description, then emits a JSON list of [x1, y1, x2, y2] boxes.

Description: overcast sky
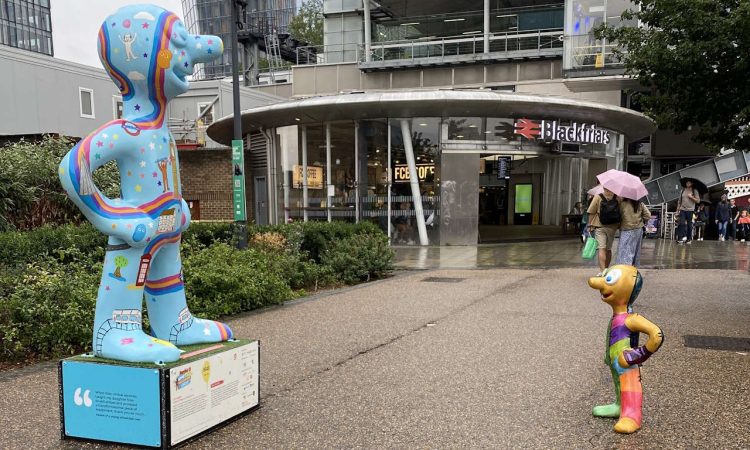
[[51, 0, 184, 68]]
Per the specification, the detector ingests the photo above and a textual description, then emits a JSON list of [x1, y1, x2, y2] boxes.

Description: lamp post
[[231, 0, 248, 249]]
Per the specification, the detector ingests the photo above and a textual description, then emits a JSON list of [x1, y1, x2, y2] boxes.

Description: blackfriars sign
[[514, 118, 611, 145]]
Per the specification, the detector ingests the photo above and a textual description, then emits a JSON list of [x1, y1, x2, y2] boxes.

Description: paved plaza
[[0, 241, 748, 449]]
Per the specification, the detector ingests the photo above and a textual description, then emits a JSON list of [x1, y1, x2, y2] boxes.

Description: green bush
[[0, 135, 119, 231], [297, 220, 383, 263], [321, 232, 394, 284], [183, 243, 294, 317], [0, 258, 99, 359], [0, 223, 105, 269]]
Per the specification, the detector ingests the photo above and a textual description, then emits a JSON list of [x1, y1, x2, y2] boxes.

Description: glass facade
[[182, 0, 296, 79], [0, 0, 53, 56], [563, 0, 636, 74], [272, 116, 622, 245]]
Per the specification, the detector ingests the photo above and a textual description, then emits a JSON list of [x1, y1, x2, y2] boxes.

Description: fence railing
[[360, 28, 564, 65]]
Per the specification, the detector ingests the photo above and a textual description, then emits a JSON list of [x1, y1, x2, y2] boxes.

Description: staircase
[[643, 150, 750, 204]]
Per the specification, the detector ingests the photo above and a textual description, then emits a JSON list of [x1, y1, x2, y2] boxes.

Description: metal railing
[[360, 28, 564, 65], [295, 43, 358, 65]]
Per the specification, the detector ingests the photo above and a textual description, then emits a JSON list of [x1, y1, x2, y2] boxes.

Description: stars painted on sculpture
[[139, 160, 146, 168], [162, 137, 167, 143], [149, 142, 156, 150], [127, 170, 132, 177], [109, 143, 114, 149], [140, 173, 145, 179], [126, 223, 133, 229], [180, 50, 186, 57], [152, 171, 158, 177], [195, 43, 202, 50], [140, 148, 145, 154], [148, 222, 154, 229], [157, 181, 162, 186], [105, 285, 111, 291], [102, 133, 109, 139], [143, 53, 148, 58], [94, 153, 102, 160], [135, 104, 141, 111], [96, 141, 103, 147], [111, 223, 117, 229], [194, 36, 200, 40], [59, 167, 65, 175], [142, 22, 149, 29], [207, 48, 213, 54], [184, 62, 189, 68], [207, 39, 213, 45], [135, 184, 142, 192], [113, 134, 119, 140], [203, 327, 211, 336]]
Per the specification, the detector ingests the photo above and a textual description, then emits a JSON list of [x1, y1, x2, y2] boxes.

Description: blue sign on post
[[61, 361, 162, 447]]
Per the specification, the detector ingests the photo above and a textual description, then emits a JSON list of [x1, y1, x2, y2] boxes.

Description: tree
[[288, 0, 323, 47], [597, 1, 750, 152], [113, 256, 129, 279]]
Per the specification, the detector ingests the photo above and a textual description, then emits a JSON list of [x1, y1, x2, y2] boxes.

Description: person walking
[[587, 188, 621, 274], [729, 198, 739, 241], [693, 203, 709, 241], [737, 209, 750, 243], [615, 198, 651, 266], [715, 195, 732, 241], [676, 180, 700, 244]]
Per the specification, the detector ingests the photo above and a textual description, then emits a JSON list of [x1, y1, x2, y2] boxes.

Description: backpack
[[599, 194, 621, 225]]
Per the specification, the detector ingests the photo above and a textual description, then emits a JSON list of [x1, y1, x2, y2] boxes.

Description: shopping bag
[[582, 236, 598, 260]]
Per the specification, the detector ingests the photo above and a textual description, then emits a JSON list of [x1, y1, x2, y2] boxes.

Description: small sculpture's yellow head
[[588, 265, 643, 310]]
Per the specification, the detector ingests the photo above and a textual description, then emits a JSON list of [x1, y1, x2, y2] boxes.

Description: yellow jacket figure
[[588, 265, 663, 433]]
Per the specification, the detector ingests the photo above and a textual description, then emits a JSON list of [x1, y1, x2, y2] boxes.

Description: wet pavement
[[394, 238, 750, 271], [0, 267, 748, 449]]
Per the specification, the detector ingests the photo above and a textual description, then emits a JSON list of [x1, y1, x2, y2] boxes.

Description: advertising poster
[[169, 342, 259, 445], [61, 362, 162, 447], [515, 184, 533, 214]]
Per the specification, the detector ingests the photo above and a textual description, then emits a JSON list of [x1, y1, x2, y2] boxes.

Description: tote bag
[[582, 236, 598, 260]]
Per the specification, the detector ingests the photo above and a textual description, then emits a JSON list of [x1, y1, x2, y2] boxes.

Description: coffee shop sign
[[514, 118, 611, 145]]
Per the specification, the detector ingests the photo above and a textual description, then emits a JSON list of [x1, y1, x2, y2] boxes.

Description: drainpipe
[[400, 119, 428, 245], [326, 123, 332, 222], [363, 0, 372, 62], [484, 0, 490, 54], [301, 126, 308, 222]]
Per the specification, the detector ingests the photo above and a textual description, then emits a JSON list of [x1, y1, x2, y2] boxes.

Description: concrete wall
[[0, 46, 120, 139], [288, 60, 571, 98]]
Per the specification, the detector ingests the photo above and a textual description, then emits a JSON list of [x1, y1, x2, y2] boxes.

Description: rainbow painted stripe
[[215, 321, 233, 341], [144, 272, 184, 296]]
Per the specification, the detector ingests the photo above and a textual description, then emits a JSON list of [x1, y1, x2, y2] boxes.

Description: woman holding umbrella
[[589, 170, 648, 272], [676, 178, 703, 244]]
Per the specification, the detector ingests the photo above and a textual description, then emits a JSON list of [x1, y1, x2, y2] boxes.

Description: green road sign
[[231, 139, 246, 221]]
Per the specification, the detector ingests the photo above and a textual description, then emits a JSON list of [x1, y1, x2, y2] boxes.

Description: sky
[[51, 0, 184, 68]]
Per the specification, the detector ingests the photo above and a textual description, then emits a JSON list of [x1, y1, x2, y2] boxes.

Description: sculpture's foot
[[97, 329, 181, 364], [614, 417, 640, 434], [592, 403, 621, 418], [170, 317, 233, 346]]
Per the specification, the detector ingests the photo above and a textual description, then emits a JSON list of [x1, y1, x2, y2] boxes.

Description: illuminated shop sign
[[514, 118, 610, 145], [393, 164, 435, 183], [293, 165, 324, 189]]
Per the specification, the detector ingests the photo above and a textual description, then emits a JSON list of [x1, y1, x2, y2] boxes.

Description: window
[[113, 96, 123, 119], [197, 102, 214, 125], [79, 88, 95, 118]]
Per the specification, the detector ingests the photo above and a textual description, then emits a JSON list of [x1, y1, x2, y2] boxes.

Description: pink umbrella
[[596, 169, 648, 200], [587, 184, 604, 196]]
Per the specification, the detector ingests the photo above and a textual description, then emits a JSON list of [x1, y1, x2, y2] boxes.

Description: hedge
[[0, 221, 393, 360]]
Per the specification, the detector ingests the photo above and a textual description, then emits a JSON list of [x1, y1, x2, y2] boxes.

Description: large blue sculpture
[[59, 4, 232, 363]]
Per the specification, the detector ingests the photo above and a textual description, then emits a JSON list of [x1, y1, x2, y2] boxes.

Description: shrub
[[321, 232, 394, 284], [182, 243, 294, 317], [298, 220, 383, 263], [0, 258, 99, 359], [0, 223, 105, 269], [0, 135, 119, 231]]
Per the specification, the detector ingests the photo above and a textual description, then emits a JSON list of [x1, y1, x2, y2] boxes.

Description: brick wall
[[179, 149, 254, 221]]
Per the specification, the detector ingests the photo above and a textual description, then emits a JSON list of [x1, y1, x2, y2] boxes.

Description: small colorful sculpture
[[59, 4, 231, 363], [588, 265, 663, 434]]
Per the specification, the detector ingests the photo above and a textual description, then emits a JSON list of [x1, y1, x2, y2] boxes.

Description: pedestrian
[[581, 195, 594, 243], [737, 209, 750, 243], [570, 201, 585, 242], [729, 198, 739, 241], [615, 198, 651, 266], [715, 195, 732, 241], [587, 188, 621, 275], [693, 203, 708, 241], [676, 180, 700, 244]]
